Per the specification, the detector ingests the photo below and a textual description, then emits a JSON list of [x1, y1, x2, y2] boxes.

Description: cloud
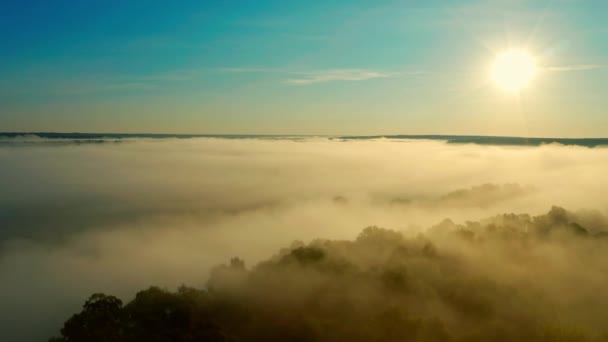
[[2, 138, 608, 340], [285, 69, 392, 85], [544, 64, 606, 72], [214, 67, 288, 73], [19, 66, 407, 97], [215, 67, 408, 84]]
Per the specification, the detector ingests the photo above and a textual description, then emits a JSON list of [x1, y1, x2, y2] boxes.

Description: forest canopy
[[51, 206, 608, 342]]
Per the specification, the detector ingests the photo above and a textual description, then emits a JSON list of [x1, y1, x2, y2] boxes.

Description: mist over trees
[[4, 138, 608, 340], [52, 207, 608, 342]]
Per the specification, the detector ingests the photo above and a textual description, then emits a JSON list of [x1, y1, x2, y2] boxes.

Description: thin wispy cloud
[[285, 69, 392, 85], [214, 67, 405, 85], [13, 66, 420, 98], [544, 64, 606, 72], [214, 67, 288, 73]]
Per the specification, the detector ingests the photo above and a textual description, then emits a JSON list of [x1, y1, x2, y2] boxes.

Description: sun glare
[[490, 49, 537, 93]]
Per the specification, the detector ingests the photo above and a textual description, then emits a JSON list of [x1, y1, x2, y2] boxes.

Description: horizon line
[[2, 132, 608, 140]]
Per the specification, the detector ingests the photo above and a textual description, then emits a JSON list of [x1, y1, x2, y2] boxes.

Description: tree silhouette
[[56, 294, 124, 342]]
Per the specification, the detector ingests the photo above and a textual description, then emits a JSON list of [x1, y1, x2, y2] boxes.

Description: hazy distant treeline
[[51, 206, 608, 342], [3, 133, 608, 148]]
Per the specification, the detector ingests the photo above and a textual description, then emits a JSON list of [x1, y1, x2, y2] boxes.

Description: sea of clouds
[[1, 137, 608, 341]]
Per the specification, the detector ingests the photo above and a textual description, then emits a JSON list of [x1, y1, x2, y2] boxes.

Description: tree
[[56, 294, 124, 342]]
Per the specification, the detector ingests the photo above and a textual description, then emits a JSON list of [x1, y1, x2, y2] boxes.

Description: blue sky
[[1, 0, 607, 136]]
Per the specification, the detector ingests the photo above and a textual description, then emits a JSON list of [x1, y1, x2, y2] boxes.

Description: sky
[[1, 0, 607, 136]]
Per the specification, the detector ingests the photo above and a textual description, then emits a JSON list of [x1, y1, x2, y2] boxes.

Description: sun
[[490, 49, 537, 93]]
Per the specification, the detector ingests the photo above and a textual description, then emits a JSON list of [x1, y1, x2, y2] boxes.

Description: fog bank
[[2, 138, 608, 340]]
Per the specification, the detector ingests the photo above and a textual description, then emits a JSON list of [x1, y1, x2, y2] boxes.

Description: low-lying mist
[[55, 208, 608, 341], [1, 137, 608, 341]]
